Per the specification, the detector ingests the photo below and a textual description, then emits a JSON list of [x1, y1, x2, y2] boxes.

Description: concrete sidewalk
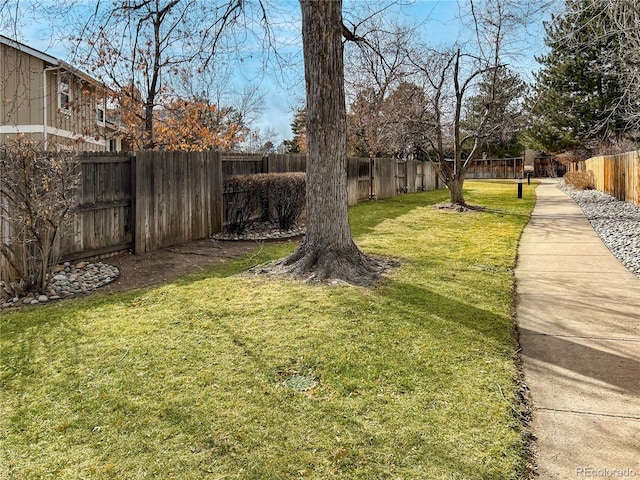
[[516, 179, 640, 479]]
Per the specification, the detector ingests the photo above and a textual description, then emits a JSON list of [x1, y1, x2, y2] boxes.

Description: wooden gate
[[396, 160, 408, 193], [357, 158, 374, 201]]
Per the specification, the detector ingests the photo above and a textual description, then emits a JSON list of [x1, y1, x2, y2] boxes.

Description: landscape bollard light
[[518, 177, 523, 199], [527, 172, 531, 185]]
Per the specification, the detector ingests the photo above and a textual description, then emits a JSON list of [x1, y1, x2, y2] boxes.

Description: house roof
[[0, 34, 59, 66]]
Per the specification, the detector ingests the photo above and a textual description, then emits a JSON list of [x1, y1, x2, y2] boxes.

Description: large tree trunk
[[276, 0, 384, 285]]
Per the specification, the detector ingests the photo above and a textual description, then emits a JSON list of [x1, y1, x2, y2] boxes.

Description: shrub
[[564, 171, 595, 190], [223, 175, 261, 234], [267, 173, 306, 230], [0, 138, 79, 299], [223, 173, 306, 233]]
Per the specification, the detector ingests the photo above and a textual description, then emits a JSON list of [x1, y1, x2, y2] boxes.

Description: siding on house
[[0, 35, 123, 152]]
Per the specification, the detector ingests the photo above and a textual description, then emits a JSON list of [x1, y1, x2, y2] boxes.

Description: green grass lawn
[[1, 180, 537, 479]]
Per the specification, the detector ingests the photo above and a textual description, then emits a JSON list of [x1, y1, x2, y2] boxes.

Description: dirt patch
[[100, 237, 283, 293]]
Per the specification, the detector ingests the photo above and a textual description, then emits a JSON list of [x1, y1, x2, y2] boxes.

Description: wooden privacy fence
[[574, 151, 640, 205], [62, 153, 134, 259], [465, 157, 525, 179], [59, 151, 224, 259], [223, 154, 439, 206], [135, 151, 224, 253], [3, 151, 443, 266]]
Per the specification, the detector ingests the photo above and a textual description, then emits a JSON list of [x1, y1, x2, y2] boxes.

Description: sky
[[6, 0, 555, 145]]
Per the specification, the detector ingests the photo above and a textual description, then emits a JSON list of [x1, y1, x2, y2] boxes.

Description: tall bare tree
[[405, 46, 498, 205], [61, 0, 275, 150]]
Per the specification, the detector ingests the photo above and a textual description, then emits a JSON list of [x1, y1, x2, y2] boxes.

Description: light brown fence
[[417, 160, 440, 191], [62, 153, 134, 260], [268, 154, 307, 173], [578, 151, 640, 205], [222, 154, 268, 177], [221, 154, 439, 206]]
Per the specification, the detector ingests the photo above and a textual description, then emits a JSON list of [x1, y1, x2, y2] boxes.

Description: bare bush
[[223, 175, 261, 234], [595, 139, 639, 156], [267, 173, 306, 230], [223, 173, 306, 234], [564, 171, 595, 190], [0, 138, 80, 299]]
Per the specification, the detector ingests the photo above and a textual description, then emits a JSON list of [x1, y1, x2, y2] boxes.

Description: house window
[[58, 78, 71, 113], [97, 106, 105, 124]]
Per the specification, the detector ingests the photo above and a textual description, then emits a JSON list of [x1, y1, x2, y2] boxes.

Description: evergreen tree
[[283, 106, 307, 154], [464, 67, 527, 158], [524, 0, 627, 153]]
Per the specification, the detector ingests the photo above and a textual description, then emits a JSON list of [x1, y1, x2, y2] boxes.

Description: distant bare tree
[[406, 0, 549, 206], [344, 24, 411, 156], [58, 0, 275, 150]]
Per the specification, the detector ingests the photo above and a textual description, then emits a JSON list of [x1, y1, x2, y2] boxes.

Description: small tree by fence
[[0, 139, 80, 299]]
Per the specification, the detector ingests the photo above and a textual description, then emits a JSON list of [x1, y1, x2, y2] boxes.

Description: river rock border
[[1, 261, 120, 309], [213, 221, 306, 241], [2, 222, 304, 309]]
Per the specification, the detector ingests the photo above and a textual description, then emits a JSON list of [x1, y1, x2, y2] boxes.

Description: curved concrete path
[[516, 179, 640, 479]]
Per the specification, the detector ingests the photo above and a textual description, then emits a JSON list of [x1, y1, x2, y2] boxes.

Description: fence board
[[396, 160, 408, 193], [222, 155, 265, 177], [375, 158, 397, 200], [269, 154, 306, 173]]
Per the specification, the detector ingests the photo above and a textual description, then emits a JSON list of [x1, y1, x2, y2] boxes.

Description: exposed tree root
[[433, 202, 486, 213], [254, 241, 398, 287]]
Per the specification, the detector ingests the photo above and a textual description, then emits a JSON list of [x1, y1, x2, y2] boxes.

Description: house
[[0, 35, 123, 152]]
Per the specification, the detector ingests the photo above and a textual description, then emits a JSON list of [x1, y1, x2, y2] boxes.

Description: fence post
[[370, 157, 375, 199], [134, 152, 146, 254], [130, 154, 137, 253]]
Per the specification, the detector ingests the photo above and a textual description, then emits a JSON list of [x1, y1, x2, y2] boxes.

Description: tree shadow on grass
[[349, 189, 450, 237], [354, 279, 515, 350]]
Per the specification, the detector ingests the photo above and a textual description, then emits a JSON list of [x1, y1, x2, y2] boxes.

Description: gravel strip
[[2, 222, 300, 309], [558, 181, 640, 277], [213, 221, 305, 241]]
